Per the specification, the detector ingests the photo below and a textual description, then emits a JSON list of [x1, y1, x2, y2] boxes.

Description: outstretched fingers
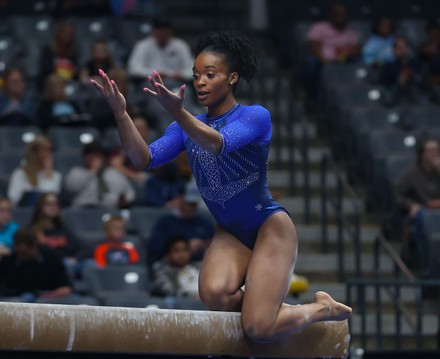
[[98, 69, 115, 97], [152, 71, 164, 86]]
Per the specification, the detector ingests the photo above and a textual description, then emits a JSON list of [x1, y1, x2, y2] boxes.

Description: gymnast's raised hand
[[144, 71, 186, 115], [90, 69, 127, 119]]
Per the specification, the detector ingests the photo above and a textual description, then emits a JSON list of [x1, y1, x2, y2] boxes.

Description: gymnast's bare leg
[[199, 211, 352, 343]]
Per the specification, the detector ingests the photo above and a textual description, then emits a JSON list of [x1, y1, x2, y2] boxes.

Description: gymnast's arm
[[144, 72, 223, 155], [90, 69, 151, 170]]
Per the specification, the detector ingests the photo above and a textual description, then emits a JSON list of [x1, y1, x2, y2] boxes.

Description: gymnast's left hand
[[143, 71, 186, 115]]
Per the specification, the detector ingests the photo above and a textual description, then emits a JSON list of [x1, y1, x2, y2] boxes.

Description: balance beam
[[0, 302, 350, 358]]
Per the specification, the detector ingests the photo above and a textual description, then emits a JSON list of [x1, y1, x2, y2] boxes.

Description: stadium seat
[[0, 126, 42, 153], [47, 126, 101, 153], [83, 264, 153, 305], [127, 206, 174, 244], [0, 151, 23, 193]]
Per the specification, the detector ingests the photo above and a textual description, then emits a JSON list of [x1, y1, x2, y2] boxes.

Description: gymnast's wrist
[[116, 111, 131, 122]]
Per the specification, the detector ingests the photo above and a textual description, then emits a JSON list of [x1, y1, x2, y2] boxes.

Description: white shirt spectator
[[8, 168, 62, 205], [127, 36, 193, 82], [64, 166, 135, 208]]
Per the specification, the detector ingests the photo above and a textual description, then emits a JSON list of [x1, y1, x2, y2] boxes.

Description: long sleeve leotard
[[146, 104, 287, 249]]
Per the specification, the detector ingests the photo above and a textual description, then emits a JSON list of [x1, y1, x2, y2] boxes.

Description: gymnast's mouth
[[197, 91, 209, 99]]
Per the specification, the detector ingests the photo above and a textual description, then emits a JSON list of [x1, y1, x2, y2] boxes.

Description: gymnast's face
[[193, 51, 236, 109]]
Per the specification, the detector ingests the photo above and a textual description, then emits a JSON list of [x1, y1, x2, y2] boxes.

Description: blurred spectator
[[127, 17, 196, 130], [381, 37, 421, 106], [80, 38, 117, 85], [64, 141, 135, 208], [37, 74, 84, 130], [29, 193, 80, 268], [152, 235, 199, 299], [108, 114, 154, 184], [362, 16, 396, 82], [303, 2, 360, 105], [144, 159, 188, 209], [148, 182, 215, 266], [37, 20, 79, 90], [0, 198, 18, 260], [419, 21, 440, 102], [94, 215, 140, 267], [396, 136, 440, 272], [127, 16, 193, 86], [0, 228, 72, 302], [0, 67, 37, 125], [7, 135, 62, 206]]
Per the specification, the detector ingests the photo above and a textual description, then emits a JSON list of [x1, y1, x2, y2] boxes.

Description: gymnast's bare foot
[[314, 291, 352, 321]]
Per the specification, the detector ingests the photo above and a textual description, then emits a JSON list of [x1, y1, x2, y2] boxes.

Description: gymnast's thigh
[[241, 211, 298, 322], [199, 225, 252, 294]]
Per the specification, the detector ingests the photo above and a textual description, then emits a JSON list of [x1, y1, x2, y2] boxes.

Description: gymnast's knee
[[199, 284, 238, 311], [241, 317, 276, 344]]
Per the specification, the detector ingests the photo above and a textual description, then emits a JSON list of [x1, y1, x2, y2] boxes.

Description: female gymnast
[[91, 30, 352, 343]]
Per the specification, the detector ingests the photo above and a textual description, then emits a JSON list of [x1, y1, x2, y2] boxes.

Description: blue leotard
[[146, 104, 288, 249]]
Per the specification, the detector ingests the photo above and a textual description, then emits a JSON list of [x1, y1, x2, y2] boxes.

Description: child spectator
[[0, 197, 18, 259], [152, 235, 199, 299], [7, 135, 62, 206], [94, 215, 140, 267]]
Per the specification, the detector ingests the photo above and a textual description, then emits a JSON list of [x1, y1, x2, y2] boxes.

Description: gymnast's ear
[[229, 72, 238, 85]]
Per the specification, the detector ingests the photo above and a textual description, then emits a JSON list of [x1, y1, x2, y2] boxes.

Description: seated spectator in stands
[[419, 21, 440, 102], [144, 159, 188, 209], [79, 38, 117, 85], [64, 141, 135, 208], [152, 235, 199, 299], [29, 193, 80, 270], [381, 37, 421, 106], [362, 16, 396, 82], [127, 17, 197, 131], [0, 198, 18, 260], [37, 20, 79, 90], [108, 114, 154, 185], [0, 67, 37, 125], [37, 73, 84, 130], [396, 136, 440, 273], [303, 2, 360, 105], [127, 16, 193, 87], [148, 182, 215, 266], [0, 228, 72, 302], [7, 135, 62, 206], [94, 215, 140, 267]]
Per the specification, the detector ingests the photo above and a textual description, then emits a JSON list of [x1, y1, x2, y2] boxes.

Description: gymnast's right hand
[[90, 68, 127, 119]]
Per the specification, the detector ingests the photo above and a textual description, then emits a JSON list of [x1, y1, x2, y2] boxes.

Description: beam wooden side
[[0, 302, 350, 358]]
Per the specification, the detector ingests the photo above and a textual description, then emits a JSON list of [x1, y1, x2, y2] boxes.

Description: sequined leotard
[[146, 104, 288, 249]]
